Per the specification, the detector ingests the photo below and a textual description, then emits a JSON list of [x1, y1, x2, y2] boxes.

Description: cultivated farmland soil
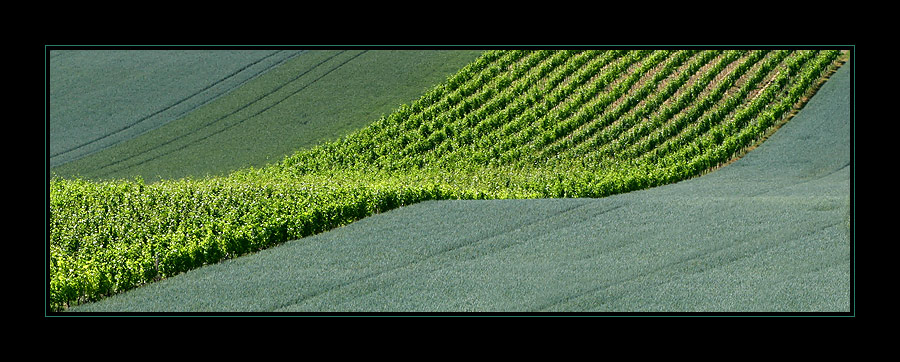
[[68, 61, 852, 313]]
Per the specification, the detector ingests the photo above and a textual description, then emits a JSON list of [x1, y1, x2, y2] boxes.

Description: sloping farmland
[[49, 50, 301, 168], [50, 49, 485, 182], [67, 63, 852, 313]]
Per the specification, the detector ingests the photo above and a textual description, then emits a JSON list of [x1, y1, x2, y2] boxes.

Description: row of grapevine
[[631, 49, 795, 165], [535, 49, 699, 162], [693, 49, 841, 169], [528, 50, 673, 156], [456, 50, 626, 167], [617, 49, 784, 162], [490, 50, 652, 167], [560, 49, 722, 161], [593, 49, 756, 162]]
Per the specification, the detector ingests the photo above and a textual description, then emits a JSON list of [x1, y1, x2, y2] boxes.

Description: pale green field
[[70, 62, 851, 313]]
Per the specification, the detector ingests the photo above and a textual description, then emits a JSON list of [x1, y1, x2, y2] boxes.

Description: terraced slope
[[49, 49, 847, 312]]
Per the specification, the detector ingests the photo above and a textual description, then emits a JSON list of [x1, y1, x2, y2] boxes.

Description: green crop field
[[49, 50, 303, 168], [48, 48, 849, 312], [51, 49, 484, 182]]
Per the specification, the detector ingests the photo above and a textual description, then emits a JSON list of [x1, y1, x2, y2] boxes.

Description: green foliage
[[49, 49, 846, 311]]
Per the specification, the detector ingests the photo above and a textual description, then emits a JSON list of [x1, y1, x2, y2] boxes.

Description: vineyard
[[49, 49, 846, 311]]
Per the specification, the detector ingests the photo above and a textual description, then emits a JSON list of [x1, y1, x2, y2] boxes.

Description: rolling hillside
[[49, 48, 849, 312]]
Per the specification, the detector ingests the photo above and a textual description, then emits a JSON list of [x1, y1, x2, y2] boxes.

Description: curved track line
[[51, 50, 285, 158], [51, 50, 302, 164], [92, 50, 362, 177], [99, 50, 368, 178], [531, 217, 846, 312], [748, 160, 851, 199], [274, 199, 622, 311]]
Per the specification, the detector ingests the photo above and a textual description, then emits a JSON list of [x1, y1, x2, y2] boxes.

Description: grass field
[[48, 48, 851, 313]]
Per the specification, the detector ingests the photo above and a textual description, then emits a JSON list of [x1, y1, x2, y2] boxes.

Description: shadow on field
[[67, 62, 852, 314]]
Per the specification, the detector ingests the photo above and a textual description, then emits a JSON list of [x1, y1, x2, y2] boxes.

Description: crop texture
[[49, 49, 845, 311], [51, 50, 484, 182], [49, 50, 301, 168]]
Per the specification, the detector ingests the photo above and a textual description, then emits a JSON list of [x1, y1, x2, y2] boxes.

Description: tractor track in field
[[274, 199, 625, 310], [49, 50, 305, 167], [91, 50, 367, 178], [50, 50, 297, 160], [62, 54, 851, 314], [528, 200, 847, 312]]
